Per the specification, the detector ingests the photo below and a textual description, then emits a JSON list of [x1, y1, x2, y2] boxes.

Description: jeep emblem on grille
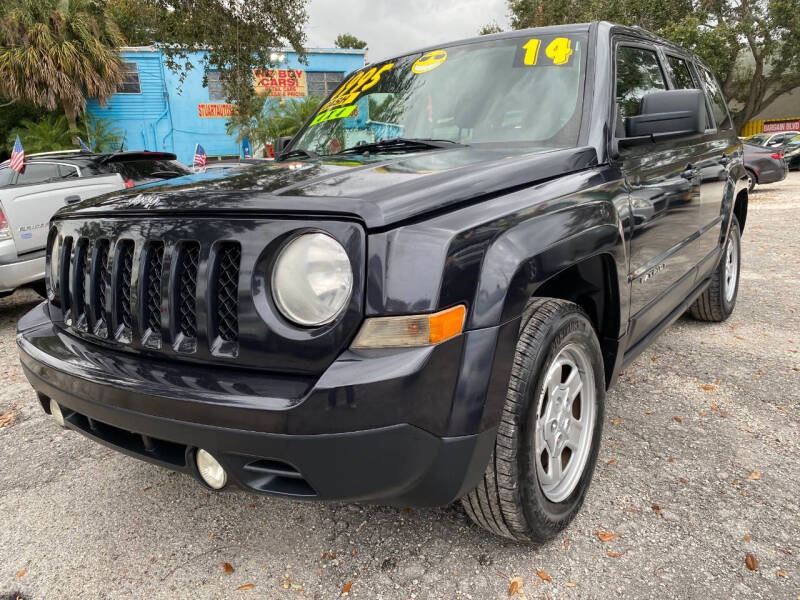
[[122, 194, 161, 209]]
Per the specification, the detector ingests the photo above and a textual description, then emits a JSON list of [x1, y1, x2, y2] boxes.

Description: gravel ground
[[1, 174, 799, 600]]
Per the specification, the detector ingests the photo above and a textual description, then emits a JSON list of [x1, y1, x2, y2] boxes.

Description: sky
[[305, 0, 509, 62]]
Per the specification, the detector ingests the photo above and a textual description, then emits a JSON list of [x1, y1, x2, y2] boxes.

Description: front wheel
[[689, 215, 741, 322], [462, 299, 605, 543], [745, 169, 757, 193]]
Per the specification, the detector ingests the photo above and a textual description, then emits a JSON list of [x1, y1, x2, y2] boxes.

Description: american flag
[[9, 136, 24, 173], [193, 143, 207, 167]]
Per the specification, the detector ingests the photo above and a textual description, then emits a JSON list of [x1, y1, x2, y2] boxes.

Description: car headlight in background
[[272, 232, 353, 326]]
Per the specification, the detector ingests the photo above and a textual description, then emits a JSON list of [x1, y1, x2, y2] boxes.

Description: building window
[[207, 70, 226, 101], [117, 62, 141, 94], [307, 72, 345, 97]]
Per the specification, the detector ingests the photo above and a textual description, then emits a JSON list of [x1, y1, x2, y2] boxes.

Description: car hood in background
[[58, 146, 598, 229]]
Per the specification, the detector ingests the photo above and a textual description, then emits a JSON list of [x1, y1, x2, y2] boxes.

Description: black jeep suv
[[17, 22, 747, 542]]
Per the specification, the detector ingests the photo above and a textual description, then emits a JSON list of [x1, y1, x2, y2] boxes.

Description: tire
[[745, 169, 756, 193], [28, 279, 47, 298], [689, 216, 741, 322], [461, 298, 605, 543]]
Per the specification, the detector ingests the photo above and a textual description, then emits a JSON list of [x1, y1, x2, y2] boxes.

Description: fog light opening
[[196, 449, 227, 490], [50, 399, 66, 428]]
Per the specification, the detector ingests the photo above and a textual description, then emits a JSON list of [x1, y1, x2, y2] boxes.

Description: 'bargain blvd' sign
[[254, 69, 307, 97], [763, 119, 800, 133]]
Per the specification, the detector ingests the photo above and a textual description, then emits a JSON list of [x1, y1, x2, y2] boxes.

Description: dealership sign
[[763, 119, 800, 133], [198, 103, 236, 118], [253, 69, 307, 97]]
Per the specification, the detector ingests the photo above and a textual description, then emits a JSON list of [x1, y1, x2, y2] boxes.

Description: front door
[[613, 43, 704, 348]]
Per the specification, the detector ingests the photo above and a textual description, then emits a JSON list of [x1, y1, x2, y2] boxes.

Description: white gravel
[[1, 173, 798, 600]]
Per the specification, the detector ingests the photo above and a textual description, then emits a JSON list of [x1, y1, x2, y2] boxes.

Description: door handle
[[680, 165, 694, 179], [64, 195, 81, 204]]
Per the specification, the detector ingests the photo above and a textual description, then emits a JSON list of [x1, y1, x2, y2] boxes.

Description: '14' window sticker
[[516, 36, 574, 67]]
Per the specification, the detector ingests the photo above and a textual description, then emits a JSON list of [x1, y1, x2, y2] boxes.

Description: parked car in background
[[746, 131, 800, 148], [742, 143, 788, 192], [777, 134, 800, 170], [0, 150, 190, 297], [203, 158, 273, 171]]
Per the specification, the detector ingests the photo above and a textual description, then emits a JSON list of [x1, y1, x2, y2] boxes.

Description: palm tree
[[6, 115, 73, 153], [0, 0, 125, 131], [81, 114, 123, 152], [272, 96, 324, 137]]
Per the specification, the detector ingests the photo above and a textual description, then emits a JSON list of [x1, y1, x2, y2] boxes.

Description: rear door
[[692, 63, 738, 277], [0, 162, 124, 254]]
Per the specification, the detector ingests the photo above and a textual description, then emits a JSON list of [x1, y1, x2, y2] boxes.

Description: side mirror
[[273, 136, 293, 157], [624, 89, 707, 140]]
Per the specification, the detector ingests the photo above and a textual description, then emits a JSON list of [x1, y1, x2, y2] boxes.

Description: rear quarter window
[[0, 168, 13, 187], [110, 160, 191, 185], [15, 163, 59, 186]]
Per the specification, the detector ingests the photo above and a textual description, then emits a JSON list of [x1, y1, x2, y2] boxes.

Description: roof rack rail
[[28, 149, 86, 157]]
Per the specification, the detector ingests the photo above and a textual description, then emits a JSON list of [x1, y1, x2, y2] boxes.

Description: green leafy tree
[[107, 0, 309, 110], [0, 0, 125, 131], [0, 97, 56, 160], [6, 115, 74, 153], [334, 33, 368, 50], [506, 0, 800, 130], [478, 22, 504, 35], [81, 114, 123, 152]]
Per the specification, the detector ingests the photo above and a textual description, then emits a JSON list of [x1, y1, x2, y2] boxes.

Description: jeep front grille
[[57, 236, 241, 355]]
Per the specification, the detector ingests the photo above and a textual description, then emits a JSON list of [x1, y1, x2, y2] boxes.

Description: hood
[[59, 145, 598, 229]]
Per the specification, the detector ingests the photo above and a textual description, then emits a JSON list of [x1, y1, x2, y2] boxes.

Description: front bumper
[[0, 243, 44, 293], [17, 302, 498, 506]]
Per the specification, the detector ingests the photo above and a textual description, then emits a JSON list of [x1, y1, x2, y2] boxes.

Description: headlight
[[272, 232, 353, 326]]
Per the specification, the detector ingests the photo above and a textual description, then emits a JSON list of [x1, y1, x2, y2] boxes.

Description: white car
[[0, 150, 190, 297], [747, 131, 800, 148]]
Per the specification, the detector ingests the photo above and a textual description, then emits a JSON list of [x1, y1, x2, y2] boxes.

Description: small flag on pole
[[9, 136, 25, 173], [77, 137, 92, 152], [242, 137, 252, 159], [193, 143, 207, 168]]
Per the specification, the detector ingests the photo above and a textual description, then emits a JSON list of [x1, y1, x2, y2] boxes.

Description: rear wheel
[[462, 299, 605, 542], [689, 216, 741, 322], [745, 169, 757, 193]]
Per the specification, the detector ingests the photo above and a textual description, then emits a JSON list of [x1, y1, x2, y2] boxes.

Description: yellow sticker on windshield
[[412, 50, 447, 74], [310, 104, 358, 126], [320, 63, 394, 112], [515, 36, 574, 67]]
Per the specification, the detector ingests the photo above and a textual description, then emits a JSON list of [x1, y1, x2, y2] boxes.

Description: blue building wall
[[87, 48, 366, 165]]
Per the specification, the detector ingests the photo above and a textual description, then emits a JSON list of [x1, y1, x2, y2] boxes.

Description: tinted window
[[666, 55, 696, 89], [698, 66, 731, 130], [615, 46, 667, 135], [57, 164, 79, 179], [117, 62, 141, 94], [0, 168, 13, 187], [111, 159, 191, 185], [15, 163, 59, 186]]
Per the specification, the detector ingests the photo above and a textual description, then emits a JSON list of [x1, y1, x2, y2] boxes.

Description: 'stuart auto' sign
[[253, 69, 307, 97], [198, 103, 236, 118]]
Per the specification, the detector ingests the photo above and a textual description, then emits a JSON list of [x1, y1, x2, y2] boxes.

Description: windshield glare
[[293, 34, 587, 156]]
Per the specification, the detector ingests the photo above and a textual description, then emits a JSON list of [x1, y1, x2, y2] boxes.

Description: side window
[[698, 66, 731, 130], [207, 70, 226, 101], [666, 55, 696, 89], [615, 45, 667, 135], [117, 61, 141, 94], [0, 168, 13, 187], [57, 164, 79, 179], [15, 164, 59, 186]]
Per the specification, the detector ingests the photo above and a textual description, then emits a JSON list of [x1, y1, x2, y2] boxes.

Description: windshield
[[292, 33, 588, 156], [787, 135, 800, 147]]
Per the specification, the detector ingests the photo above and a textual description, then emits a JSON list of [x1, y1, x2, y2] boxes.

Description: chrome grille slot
[[176, 242, 200, 342], [142, 241, 165, 346], [92, 239, 111, 338], [114, 240, 134, 338], [59, 236, 73, 321]]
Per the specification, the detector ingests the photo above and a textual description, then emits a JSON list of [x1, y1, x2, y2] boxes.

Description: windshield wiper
[[279, 148, 319, 161], [338, 137, 465, 155]]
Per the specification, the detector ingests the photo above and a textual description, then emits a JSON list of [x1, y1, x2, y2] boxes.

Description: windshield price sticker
[[310, 104, 358, 126], [320, 63, 394, 112], [412, 49, 448, 74], [514, 36, 574, 67]]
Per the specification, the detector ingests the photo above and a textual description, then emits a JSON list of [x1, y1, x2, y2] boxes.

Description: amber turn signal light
[[351, 305, 467, 349]]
